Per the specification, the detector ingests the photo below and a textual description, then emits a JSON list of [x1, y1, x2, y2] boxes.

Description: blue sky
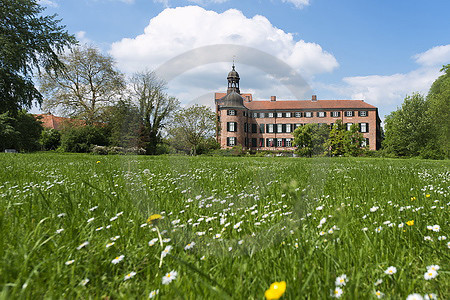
[[37, 0, 450, 119]]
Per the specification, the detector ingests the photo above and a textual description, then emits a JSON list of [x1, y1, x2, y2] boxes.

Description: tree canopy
[[0, 0, 76, 114], [168, 105, 216, 155], [40, 46, 125, 124]]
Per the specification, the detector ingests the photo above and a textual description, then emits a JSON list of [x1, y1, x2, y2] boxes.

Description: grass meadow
[[0, 153, 448, 299]]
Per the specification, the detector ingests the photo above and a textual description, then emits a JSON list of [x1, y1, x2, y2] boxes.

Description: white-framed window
[[277, 139, 283, 147], [227, 110, 236, 116], [359, 111, 368, 117], [305, 112, 312, 118], [227, 137, 236, 146], [227, 122, 236, 132], [317, 111, 325, 117], [252, 112, 259, 118], [295, 112, 302, 118], [346, 123, 353, 131], [286, 124, 292, 132], [295, 123, 302, 129], [277, 112, 283, 118], [345, 111, 354, 117], [286, 139, 292, 147], [267, 124, 274, 133], [267, 138, 274, 147], [277, 124, 283, 133], [331, 111, 340, 117], [285, 112, 291, 118], [268, 112, 274, 118], [360, 123, 368, 133]]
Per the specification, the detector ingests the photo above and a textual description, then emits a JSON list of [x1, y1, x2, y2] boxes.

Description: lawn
[[0, 153, 448, 299]]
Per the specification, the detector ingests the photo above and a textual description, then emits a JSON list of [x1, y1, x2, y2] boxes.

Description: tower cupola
[[227, 64, 240, 94]]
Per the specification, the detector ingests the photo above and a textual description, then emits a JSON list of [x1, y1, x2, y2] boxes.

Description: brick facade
[[215, 66, 381, 151]]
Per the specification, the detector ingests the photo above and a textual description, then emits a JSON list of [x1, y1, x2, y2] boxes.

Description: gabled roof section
[[34, 114, 86, 130], [245, 99, 377, 110]]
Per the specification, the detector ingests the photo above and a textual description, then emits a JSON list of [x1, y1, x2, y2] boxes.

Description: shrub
[[60, 125, 109, 153], [40, 129, 61, 150]]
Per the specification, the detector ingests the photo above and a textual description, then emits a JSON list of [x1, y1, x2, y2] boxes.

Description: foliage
[[293, 123, 329, 157], [426, 64, 450, 158], [168, 105, 216, 155], [383, 93, 436, 157], [40, 128, 61, 150], [129, 70, 179, 155], [0, 154, 448, 298], [104, 100, 141, 149], [0, 0, 76, 115], [326, 120, 347, 156], [325, 120, 365, 157], [60, 125, 109, 153], [40, 45, 126, 125], [0, 110, 43, 152]]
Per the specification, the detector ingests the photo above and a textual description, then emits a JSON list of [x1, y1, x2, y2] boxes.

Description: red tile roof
[[246, 100, 377, 110], [215, 93, 376, 110], [34, 114, 86, 130]]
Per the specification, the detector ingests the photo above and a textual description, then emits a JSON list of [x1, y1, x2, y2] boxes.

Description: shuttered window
[[227, 110, 236, 116]]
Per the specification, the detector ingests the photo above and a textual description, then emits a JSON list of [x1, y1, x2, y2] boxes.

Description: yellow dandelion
[[96, 161, 100, 164], [406, 220, 414, 226], [425, 194, 430, 198], [410, 196, 416, 201], [265, 281, 286, 300], [147, 214, 162, 224]]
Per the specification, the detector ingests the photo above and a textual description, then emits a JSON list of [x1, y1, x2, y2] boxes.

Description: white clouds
[[154, 0, 229, 7], [413, 45, 450, 67], [323, 45, 448, 118], [281, 0, 310, 9], [110, 6, 336, 105], [110, 6, 337, 76], [37, 0, 58, 7]]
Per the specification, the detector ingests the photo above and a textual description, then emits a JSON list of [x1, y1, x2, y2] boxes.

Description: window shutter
[[273, 138, 277, 147], [227, 122, 230, 132], [226, 137, 229, 146], [359, 123, 362, 132], [282, 113, 285, 118], [282, 124, 286, 133], [366, 123, 369, 133], [234, 122, 237, 132], [282, 139, 285, 147]]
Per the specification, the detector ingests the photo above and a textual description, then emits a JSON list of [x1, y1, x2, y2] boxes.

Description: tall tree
[[0, 0, 76, 114], [383, 93, 435, 157], [40, 46, 126, 124], [129, 70, 179, 155], [426, 64, 449, 158], [168, 105, 216, 155]]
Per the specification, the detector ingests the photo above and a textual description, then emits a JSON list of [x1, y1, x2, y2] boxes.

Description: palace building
[[215, 65, 381, 151]]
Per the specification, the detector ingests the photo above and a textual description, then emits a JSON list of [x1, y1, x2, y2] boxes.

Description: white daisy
[[162, 270, 178, 285], [124, 271, 136, 281], [374, 290, 384, 299], [335, 274, 348, 286], [184, 242, 195, 250], [111, 255, 124, 264], [65, 259, 75, 265], [76, 241, 89, 250], [424, 269, 438, 280], [56, 228, 64, 234], [424, 293, 437, 299], [331, 287, 343, 298], [406, 293, 424, 300], [432, 225, 440, 232], [106, 242, 115, 248], [384, 266, 397, 275], [87, 217, 95, 223], [161, 245, 172, 258], [426, 265, 440, 272], [80, 278, 89, 286], [149, 289, 159, 298], [148, 238, 158, 246]]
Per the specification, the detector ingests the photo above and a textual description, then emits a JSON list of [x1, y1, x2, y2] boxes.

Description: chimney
[[271, 96, 276, 101], [312, 95, 317, 102]]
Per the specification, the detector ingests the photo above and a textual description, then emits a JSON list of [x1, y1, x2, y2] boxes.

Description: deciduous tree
[[40, 46, 126, 124], [168, 105, 216, 155], [129, 70, 179, 155]]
